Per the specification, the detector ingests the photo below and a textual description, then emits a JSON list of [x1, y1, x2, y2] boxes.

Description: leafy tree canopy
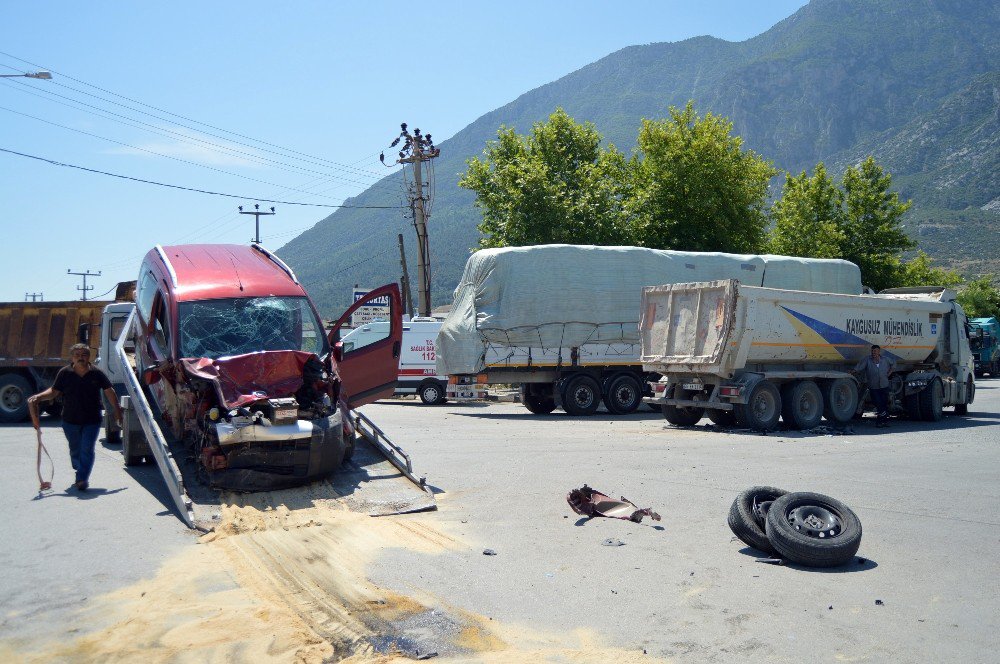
[[769, 163, 845, 259], [897, 251, 964, 288], [957, 277, 1000, 320]]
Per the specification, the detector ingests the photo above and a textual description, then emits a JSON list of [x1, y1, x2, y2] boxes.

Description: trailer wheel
[[781, 380, 823, 430], [955, 377, 974, 415], [418, 380, 447, 405], [603, 374, 642, 415], [821, 378, 858, 423], [919, 377, 944, 422], [520, 385, 556, 414], [661, 387, 704, 426], [122, 406, 148, 466], [764, 491, 863, 567], [728, 485, 788, 554], [0, 374, 32, 424], [561, 375, 601, 416], [739, 380, 781, 431]]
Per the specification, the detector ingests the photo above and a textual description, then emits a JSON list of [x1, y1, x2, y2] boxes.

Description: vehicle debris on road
[[567, 484, 661, 523]]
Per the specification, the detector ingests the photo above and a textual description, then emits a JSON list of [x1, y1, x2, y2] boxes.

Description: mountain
[[279, 0, 1000, 316]]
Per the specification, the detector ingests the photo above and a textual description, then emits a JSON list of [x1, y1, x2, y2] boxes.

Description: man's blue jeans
[[62, 423, 101, 484], [870, 387, 890, 423]]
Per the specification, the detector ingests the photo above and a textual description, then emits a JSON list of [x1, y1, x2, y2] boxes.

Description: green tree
[[839, 156, 915, 291], [958, 276, 1000, 319], [632, 102, 776, 253], [769, 164, 845, 258], [898, 251, 964, 288], [459, 108, 634, 249]]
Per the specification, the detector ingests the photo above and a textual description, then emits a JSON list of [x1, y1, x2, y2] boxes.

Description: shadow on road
[[736, 546, 878, 573]]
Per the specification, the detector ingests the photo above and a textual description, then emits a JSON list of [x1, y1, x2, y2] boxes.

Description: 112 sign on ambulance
[[340, 318, 449, 404]]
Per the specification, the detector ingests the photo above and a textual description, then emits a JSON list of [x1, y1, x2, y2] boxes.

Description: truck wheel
[[955, 377, 974, 415], [561, 375, 601, 416], [603, 374, 642, 415], [781, 380, 823, 430], [728, 486, 788, 555], [662, 387, 704, 426], [821, 378, 858, 423], [739, 380, 781, 431], [418, 380, 447, 405], [708, 409, 737, 427], [122, 406, 148, 466], [521, 384, 556, 414], [919, 377, 944, 422], [764, 491, 863, 567], [0, 374, 32, 423]]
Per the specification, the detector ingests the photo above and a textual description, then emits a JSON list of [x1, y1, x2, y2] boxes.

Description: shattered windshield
[[178, 296, 327, 359]]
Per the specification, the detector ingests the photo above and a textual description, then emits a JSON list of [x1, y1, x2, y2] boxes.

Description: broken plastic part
[[566, 484, 661, 523]]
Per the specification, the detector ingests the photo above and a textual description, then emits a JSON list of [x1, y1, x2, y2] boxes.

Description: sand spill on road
[[9, 495, 653, 663]]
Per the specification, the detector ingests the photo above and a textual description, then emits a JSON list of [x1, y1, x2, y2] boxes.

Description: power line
[[0, 52, 390, 180], [0, 147, 407, 209]]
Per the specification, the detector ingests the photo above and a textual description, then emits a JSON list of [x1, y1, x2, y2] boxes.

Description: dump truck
[[437, 245, 863, 416], [969, 317, 1000, 377], [0, 299, 112, 423], [111, 244, 432, 528], [640, 280, 976, 430]]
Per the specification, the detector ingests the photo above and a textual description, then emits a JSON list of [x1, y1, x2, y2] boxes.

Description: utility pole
[[397, 233, 415, 319], [381, 123, 440, 317], [239, 204, 276, 244], [25, 292, 43, 302], [67, 269, 101, 301]]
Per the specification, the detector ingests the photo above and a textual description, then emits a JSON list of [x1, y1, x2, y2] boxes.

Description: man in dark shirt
[[854, 344, 896, 428], [28, 343, 122, 491]]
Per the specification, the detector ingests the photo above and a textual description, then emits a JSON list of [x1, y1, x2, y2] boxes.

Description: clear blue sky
[[0, 1, 807, 303]]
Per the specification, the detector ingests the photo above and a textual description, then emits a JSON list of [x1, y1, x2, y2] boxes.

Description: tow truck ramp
[[114, 309, 434, 531]]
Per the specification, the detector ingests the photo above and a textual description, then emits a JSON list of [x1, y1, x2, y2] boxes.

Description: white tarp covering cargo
[[437, 245, 862, 375]]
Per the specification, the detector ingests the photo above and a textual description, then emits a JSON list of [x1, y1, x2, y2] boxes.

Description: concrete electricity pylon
[[239, 204, 276, 244], [67, 269, 101, 301], [25, 292, 43, 302], [381, 123, 440, 318]]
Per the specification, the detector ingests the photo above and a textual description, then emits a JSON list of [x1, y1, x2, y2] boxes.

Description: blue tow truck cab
[[969, 317, 1000, 377]]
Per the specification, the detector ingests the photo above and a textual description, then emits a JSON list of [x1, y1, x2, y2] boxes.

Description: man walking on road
[[855, 344, 896, 428], [27, 343, 122, 491]]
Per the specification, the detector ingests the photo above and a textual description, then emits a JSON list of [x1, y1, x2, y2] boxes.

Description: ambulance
[[341, 317, 448, 404]]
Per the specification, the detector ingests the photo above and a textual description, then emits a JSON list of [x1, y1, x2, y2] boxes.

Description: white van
[[341, 318, 448, 404]]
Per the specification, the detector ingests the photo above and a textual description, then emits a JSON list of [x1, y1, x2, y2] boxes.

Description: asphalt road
[[2, 382, 999, 662]]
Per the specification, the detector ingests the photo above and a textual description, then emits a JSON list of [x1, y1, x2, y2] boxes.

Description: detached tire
[[765, 491, 862, 567], [727, 486, 788, 555]]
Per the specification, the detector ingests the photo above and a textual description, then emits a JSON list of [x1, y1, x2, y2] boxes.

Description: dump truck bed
[[0, 301, 109, 367]]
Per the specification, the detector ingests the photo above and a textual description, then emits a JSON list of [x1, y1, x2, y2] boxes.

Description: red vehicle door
[[328, 284, 403, 408]]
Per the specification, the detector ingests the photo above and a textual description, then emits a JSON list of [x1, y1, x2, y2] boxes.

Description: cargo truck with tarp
[[640, 280, 975, 430], [436, 245, 863, 416]]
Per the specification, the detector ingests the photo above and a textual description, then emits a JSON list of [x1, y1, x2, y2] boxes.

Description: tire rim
[[786, 505, 842, 539], [0, 385, 22, 412], [424, 386, 440, 402], [797, 389, 820, 419], [614, 384, 636, 408], [573, 386, 595, 408], [752, 498, 774, 526], [752, 389, 777, 421]]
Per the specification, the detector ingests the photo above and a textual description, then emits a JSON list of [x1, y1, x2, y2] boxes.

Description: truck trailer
[[0, 299, 111, 423], [437, 245, 863, 416], [640, 280, 975, 430]]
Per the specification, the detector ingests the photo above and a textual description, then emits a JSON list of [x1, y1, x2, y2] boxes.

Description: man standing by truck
[[855, 345, 896, 428], [27, 344, 122, 491]]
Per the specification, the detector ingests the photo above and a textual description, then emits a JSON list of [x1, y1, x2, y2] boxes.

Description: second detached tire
[[765, 491, 862, 567], [728, 486, 788, 555]]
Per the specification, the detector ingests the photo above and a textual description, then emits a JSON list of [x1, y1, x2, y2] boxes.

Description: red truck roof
[[154, 244, 306, 302]]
